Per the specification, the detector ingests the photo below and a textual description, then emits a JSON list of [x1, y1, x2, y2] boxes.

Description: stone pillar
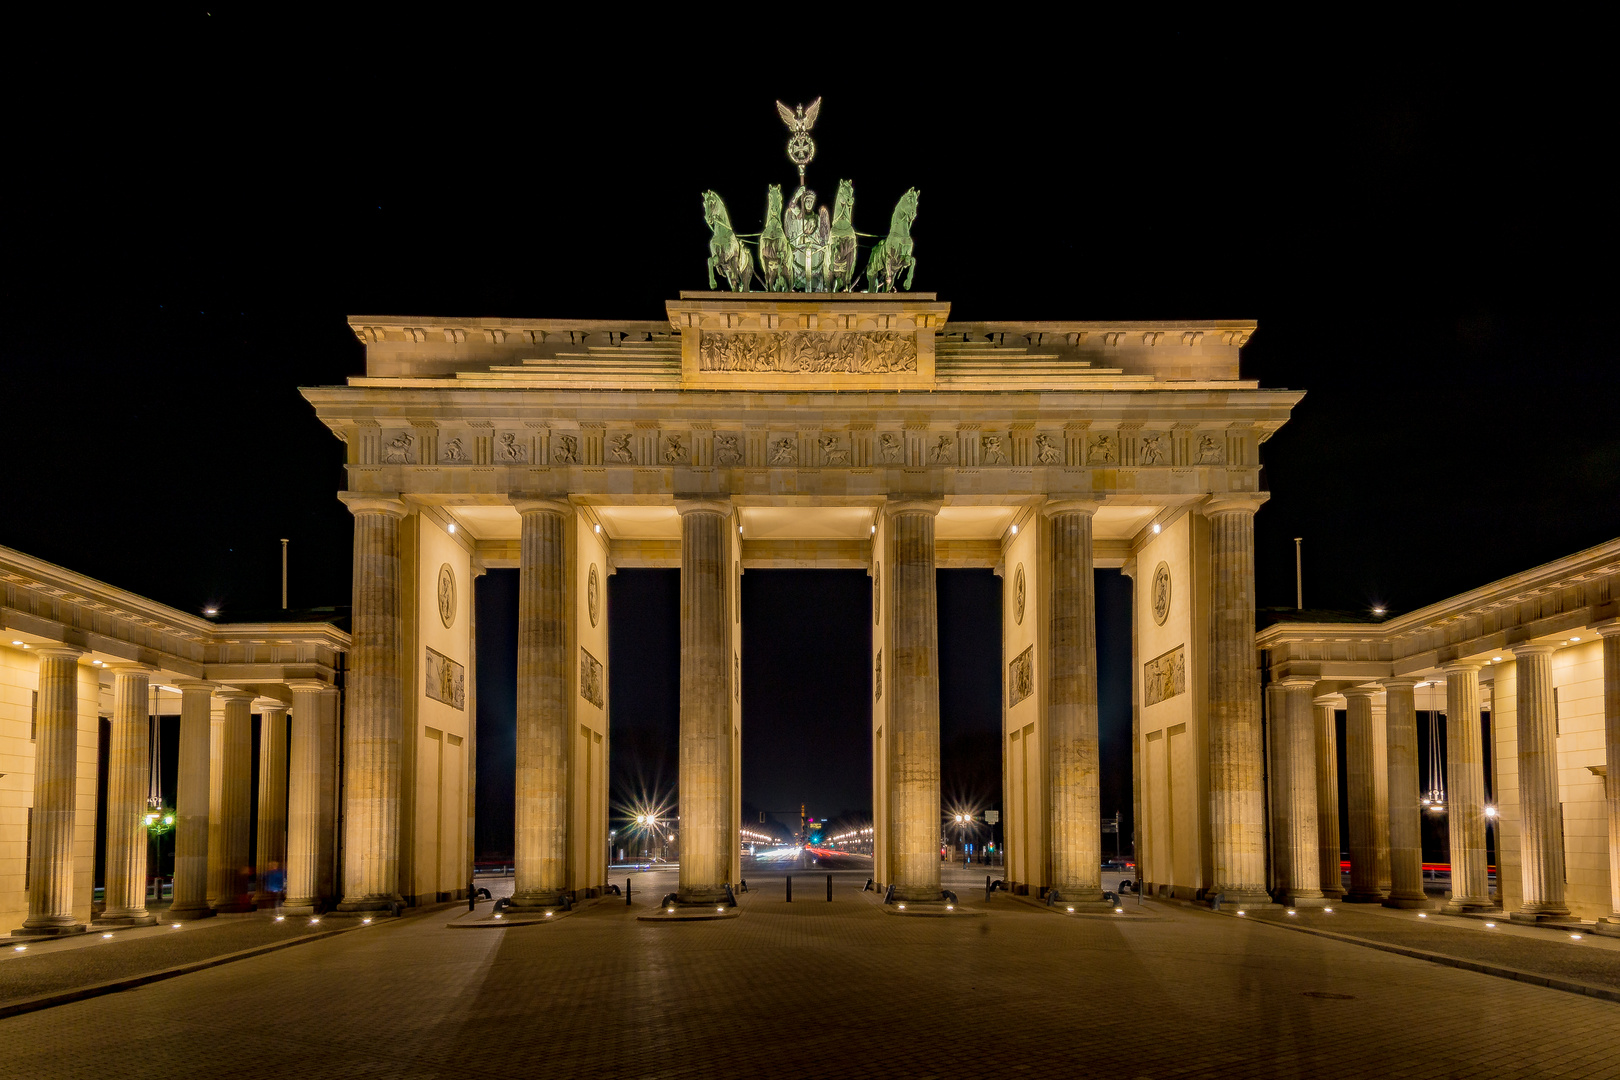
[[169, 681, 217, 919], [337, 494, 408, 913], [284, 682, 336, 914], [1596, 621, 1620, 936], [1266, 682, 1291, 898], [1204, 496, 1269, 905], [1046, 501, 1104, 903], [1371, 695, 1391, 895], [101, 665, 158, 926], [1314, 694, 1345, 900], [677, 498, 732, 904], [511, 498, 570, 908], [17, 647, 87, 936], [1443, 662, 1492, 911], [1511, 644, 1570, 921], [209, 690, 255, 912], [1343, 687, 1386, 902], [888, 500, 942, 903], [1277, 678, 1323, 903], [252, 699, 289, 907], [1382, 678, 1429, 908]]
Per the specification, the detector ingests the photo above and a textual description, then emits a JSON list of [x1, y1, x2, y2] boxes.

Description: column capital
[[884, 498, 942, 517], [31, 644, 85, 661], [1511, 642, 1558, 658], [1042, 498, 1101, 519], [1313, 692, 1343, 708], [253, 697, 290, 714], [284, 679, 333, 694], [1201, 493, 1269, 517], [1341, 684, 1383, 700], [106, 662, 157, 676], [674, 497, 732, 517], [1380, 676, 1421, 691], [214, 689, 257, 704], [1277, 676, 1316, 690], [1442, 660, 1483, 675], [510, 496, 572, 516], [1591, 618, 1620, 639], [172, 679, 218, 693], [338, 492, 408, 519]]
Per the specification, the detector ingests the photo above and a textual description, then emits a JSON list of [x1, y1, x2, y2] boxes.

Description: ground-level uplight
[[1571, 934, 1583, 941], [494, 913, 503, 919], [946, 905, 954, 911], [13, 945, 24, 952], [362, 918, 372, 924], [1324, 908, 1333, 913], [1114, 907, 1124, 914], [1418, 913, 1428, 918], [102, 933, 113, 939], [1066, 906, 1074, 912], [310, 918, 320, 925], [171, 923, 181, 929], [897, 904, 906, 910], [668, 907, 675, 913], [275, 915, 285, 921], [1485, 922, 1496, 928], [1287, 910, 1297, 916]]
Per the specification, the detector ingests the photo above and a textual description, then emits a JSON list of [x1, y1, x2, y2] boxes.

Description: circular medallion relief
[[873, 563, 881, 625], [1013, 564, 1026, 625], [436, 564, 456, 628], [587, 564, 600, 628], [1152, 561, 1172, 626]]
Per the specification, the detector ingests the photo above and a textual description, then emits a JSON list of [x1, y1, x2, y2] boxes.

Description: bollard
[[626, 877, 632, 906], [786, 875, 793, 903], [827, 874, 833, 902]]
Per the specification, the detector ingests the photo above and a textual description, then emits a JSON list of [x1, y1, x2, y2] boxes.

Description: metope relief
[[1197, 434, 1224, 464], [980, 435, 1007, 464], [1036, 433, 1062, 464], [609, 433, 635, 463], [929, 434, 954, 464], [818, 434, 849, 465], [551, 434, 579, 465], [496, 432, 528, 463], [383, 433, 416, 464], [1009, 645, 1035, 708], [1087, 435, 1117, 464], [697, 330, 918, 373], [714, 433, 742, 465], [1139, 433, 1166, 465], [425, 647, 465, 711], [769, 437, 798, 465], [662, 434, 687, 463], [877, 433, 903, 463], [580, 647, 604, 709], [1143, 645, 1186, 707]]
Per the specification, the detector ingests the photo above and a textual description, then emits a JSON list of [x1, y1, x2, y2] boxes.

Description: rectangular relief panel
[[1143, 645, 1186, 707], [1008, 645, 1035, 708], [425, 647, 466, 710]]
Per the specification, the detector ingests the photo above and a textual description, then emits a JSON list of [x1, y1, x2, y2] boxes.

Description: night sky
[[6, 20, 1615, 862]]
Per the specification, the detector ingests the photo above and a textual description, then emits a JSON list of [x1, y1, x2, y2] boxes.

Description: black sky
[[6, 18, 1616, 861]]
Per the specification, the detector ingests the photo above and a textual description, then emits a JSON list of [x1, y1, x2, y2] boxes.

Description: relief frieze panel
[[1009, 645, 1035, 708], [1143, 644, 1186, 707], [698, 330, 918, 374]]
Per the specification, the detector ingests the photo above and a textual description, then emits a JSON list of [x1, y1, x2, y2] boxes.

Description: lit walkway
[[1, 885, 1615, 1078]]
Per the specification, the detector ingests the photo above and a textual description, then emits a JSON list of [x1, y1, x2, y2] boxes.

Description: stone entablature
[[344, 295, 1259, 391], [1, 545, 348, 689], [1259, 537, 1620, 681]]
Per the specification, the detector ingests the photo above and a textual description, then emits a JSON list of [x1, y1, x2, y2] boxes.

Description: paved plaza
[[2, 869, 1616, 1079]]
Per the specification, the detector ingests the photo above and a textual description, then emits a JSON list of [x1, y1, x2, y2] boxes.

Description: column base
[[1344, 889, 1387, 903], [167, 903, 216, 921], [210, 899, 255, 914], [1211, 888, 1275, 910], [94, 911, 158, 927], [508, 892, 569, 911], [13, 921, 87, 938], [1592, 917, 1620, 938], [1510, 909, 1579, 925], [279, 898, 323, 916], [1048, 886, 1107, 905], [251, 891, 284, 908], [334, 896, 402, 915], [1382, 894, 1433, 910], [1442, 897, 1495, 914], [1286, 895, 1334, 908]]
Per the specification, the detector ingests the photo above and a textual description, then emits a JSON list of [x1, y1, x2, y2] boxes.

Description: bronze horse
[[703, 190, 753, 292]]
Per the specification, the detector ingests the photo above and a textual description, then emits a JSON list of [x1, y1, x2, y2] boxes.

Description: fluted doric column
[[17, 646, 86, 936], [1344, 687, 1387, 902], [1204, 495, 1269, 905], [511, 498, 570, 908], [888, 500, 942, 903], [101, 665, 158, 925], [169, 680, 217, 919], [1443, 661, 1492, 912], [1596, 621, 1620, 936], [209, 690, 255, 912], [1512, 644, 1570, 921], [1046, 501, 1103, 903], [677, 498, 732, 904], [1277, 678, 1323, 903], [337, 494, 408, 913], [252, 699, 289, 907], [284, 682, 336, 914], [1371, 695, 1391, 895], [1314, 694, 1345, 899], [1382, 678, 1429, 908]]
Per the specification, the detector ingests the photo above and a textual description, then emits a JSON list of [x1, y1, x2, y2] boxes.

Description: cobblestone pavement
[[0, 914, 335, 1005], [1242, 903, 1620, 990], [1, 876, 1615, 1080]]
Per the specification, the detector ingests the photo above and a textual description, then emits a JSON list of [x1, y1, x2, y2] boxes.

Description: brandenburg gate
[[302, 293, 1301, 911]]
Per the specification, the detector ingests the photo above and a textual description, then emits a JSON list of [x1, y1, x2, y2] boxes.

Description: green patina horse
[[827, 179, 858, 292], [758, 185, 791, 292], [865, 187, 919, 292], [703, 190, 753, 292]]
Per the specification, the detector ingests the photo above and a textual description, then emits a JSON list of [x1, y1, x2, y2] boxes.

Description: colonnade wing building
[[303, 293, 1301, 908]]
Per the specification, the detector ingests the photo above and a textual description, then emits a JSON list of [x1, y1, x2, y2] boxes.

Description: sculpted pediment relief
[[698, 330, 917, 374]]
